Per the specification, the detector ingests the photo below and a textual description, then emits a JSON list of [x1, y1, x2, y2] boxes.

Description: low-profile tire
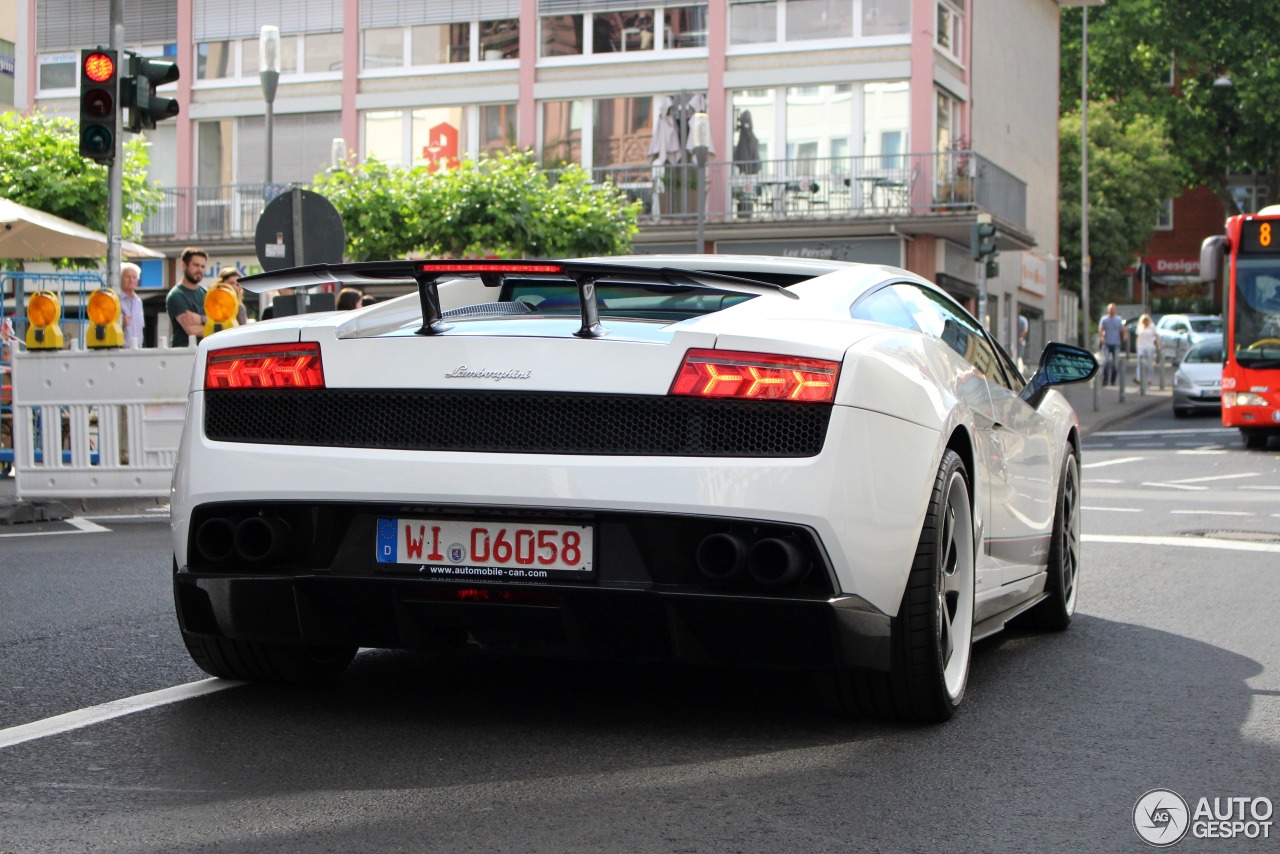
[[181, 632, 356, 685], [844, 449, 975, 723], [1242, 428, 1269, 450], [1019, 448, 1080, 632]]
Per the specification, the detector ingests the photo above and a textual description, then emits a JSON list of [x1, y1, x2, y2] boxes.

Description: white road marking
[[1169, 510, 1253, 517], [1242, 486, 1280, 491], [1085, 478, 1123, 484], [1167, 472, 1261, 485], [82, 512, 171, 521], [0, 517, 111, 539], [1177, 448, 1230, 455], [1094, 427, 1235, 437], [1082, 456, 1146, 469], [0, 679, 242, 750], [1084, 533, 1280, 553], [1141, 481, 1209, 491], [1083, 506, 1142, 512]]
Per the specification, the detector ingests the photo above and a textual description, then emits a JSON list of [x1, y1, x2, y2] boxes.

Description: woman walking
[[1135, 313, 1160, 388]]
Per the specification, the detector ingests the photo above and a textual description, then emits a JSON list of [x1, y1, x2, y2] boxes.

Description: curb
[[0, 499, 73, 525], [1078, 392, 1172, 437]]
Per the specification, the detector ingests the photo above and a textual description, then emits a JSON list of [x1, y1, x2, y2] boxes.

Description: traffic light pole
[[106, 0, 124, 293]]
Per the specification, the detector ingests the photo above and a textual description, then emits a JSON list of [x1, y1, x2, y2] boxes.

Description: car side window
[[891, 285, 1005, 380], [850, 285, 921, 332]]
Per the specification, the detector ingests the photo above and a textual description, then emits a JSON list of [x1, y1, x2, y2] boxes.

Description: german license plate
[[376, 518, 594, 581]]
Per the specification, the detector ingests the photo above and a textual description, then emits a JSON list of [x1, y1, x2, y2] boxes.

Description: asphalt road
[[1, 412, 1278, 853]]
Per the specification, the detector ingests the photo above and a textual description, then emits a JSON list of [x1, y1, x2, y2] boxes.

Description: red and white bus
[[1201, 206, 1280, 448]]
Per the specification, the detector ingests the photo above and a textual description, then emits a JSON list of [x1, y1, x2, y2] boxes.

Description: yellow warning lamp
[[85, 288, 125, 348], [203, 282, 241, 337], [25, 290, 65, 350]]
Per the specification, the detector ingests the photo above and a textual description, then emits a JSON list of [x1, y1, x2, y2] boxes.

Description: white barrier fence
[[10, 346, 197, 499]]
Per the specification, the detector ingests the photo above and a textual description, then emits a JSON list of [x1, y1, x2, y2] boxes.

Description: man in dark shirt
[[166, 247, 208, 347]]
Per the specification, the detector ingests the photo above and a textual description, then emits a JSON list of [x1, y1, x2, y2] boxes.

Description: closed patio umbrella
[[0, 197, 163, 260], [733, 110, 761, 175]]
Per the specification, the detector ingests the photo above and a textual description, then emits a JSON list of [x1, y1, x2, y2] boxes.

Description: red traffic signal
[[83, 52, 115, 83], [79, 48, 119, 163]]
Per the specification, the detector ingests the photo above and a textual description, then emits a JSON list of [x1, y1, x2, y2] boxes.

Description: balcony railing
[[134, 151, 1025, 244]]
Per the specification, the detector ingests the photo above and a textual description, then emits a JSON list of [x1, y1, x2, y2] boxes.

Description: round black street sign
[[254, 188, 345, 272]]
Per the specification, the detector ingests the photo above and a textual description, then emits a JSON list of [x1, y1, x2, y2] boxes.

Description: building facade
[[13, 0, 1085, 353]]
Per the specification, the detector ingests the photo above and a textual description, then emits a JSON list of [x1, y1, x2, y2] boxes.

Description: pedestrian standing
[[1098, 303, 1127, 386], [166, 247, 208, 347], [119, 262, 145, 348], [1134, 313, 1160, 387]]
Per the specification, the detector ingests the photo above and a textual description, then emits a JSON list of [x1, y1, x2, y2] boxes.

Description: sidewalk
[[1059, 374, 1172, 437]]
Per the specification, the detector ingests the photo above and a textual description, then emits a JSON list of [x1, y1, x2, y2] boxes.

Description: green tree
[[1060, 1, 1280, 212], [311, 150, 641, 261], [0, 111, 161, 262], [1059, 101, 1181, 305]]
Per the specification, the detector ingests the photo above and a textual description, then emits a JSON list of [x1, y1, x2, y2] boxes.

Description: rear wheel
[[182, 632, 356, 685], [1020, 449, 1080, 632], [845, 449, 974, 722], [1242, 428, 1270, 450]]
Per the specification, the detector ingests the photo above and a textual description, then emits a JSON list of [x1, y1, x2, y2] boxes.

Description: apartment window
[[594, 11, 656, 54], [786, 85, 853, 164], [666, 6, 708, 48], [480, 19, 519, 60], [731, 1, 778, 45], [788, 0, 852, 40], [364, 110, 403, 163], [197, 41, 234, 79], [480, 104, 517, 153], [412, 23, 471, 65], [936, 1, 962, 60], [242, 35, 298, 75], [304, 32, 343, 73], [363, 27, 404, 68], [864, 81, 910, 166], [1155, 198, 1173, 230], [541, 15, 584, 56], [862, 0, 910, 36], [593, 96, 654, 168], [542, 100, 584, 166], [732, 89, 776, 162]]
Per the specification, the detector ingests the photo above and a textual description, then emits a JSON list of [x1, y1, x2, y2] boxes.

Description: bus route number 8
[[1262, 223, 1272, 247]]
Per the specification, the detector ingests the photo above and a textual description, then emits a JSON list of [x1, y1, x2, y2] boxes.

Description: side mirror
[[1200, 235, 1225, 284], [1020, 341, 1099, 408]]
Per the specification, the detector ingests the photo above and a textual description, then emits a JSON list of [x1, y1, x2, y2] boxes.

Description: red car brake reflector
[[205, 342, 325, 389], [670, 349, 839, 403]]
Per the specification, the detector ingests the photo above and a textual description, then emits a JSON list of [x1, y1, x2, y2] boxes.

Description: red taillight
[[420, 262, 564, 274], [204, 343, 325, 389], [670, 349, 839, 403]]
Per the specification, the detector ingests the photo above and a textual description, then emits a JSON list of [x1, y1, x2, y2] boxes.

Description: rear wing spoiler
[[240, 259, 797, 338]]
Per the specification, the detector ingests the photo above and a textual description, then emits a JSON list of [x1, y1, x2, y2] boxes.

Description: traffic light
[[122, 53, 180, 133], [79, 48, 119, 163], [970, 221, 999, 262]]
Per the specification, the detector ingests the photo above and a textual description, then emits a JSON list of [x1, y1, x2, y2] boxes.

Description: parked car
[[1172, 335, 1224, 417], [171, 255, 1098, 723], [1156, 314, 1223, 361]]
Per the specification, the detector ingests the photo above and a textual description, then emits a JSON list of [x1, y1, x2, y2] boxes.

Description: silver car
[[1172, 335, 1224, 417], [1157, 314, 1223, 362]]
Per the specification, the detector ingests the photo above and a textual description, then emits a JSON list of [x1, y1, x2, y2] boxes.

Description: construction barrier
[[10, 344, 195, 498]]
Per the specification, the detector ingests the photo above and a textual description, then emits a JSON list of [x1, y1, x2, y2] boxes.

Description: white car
[[171, 256, 1098, 722], [1172, 335, 1224, 417]]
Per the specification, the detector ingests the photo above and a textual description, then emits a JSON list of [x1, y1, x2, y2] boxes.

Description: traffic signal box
[[79, 49, 119, 163], [122, 54, 180, 133]]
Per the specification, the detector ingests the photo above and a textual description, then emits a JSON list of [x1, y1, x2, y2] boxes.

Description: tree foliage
[[311, 150, 641, 261], [1060, 1, 1280, 212], [1058, 101, 1181, 304], [0, 111, 161, 260]]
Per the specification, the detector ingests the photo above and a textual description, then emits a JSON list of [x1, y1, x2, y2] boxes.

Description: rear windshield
[[505, 284, 753, 319], [1185, 342, 1223, 363]]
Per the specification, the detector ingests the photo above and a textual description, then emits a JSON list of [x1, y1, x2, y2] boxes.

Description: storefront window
[[593, 96, 653, 169], [363, 28, 404, 69], [731, 1, 777, 44], [541, 15, 584, 56], [787, 0, 852, 40], [542, 100, 583, 166], [862, 0, 910, 36], [364, 110, 403, 164], [412, 24, 470, 65], [665, 6, 708, 48], [480, 19, 519, 60], [412, 106, 466, 169], [37, 53, 77, 90], [480, 104, 517, 153]]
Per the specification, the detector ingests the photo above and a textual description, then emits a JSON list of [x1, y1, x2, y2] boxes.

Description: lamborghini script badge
[[444, 366, 532, 381]]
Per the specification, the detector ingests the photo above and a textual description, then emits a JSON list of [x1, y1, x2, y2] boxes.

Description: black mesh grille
[[204, 390, 831, 457]]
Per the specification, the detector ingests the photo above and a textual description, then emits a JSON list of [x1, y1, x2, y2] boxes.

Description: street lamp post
[[259, 25, 281, 186], [690, 111, 711, 254]]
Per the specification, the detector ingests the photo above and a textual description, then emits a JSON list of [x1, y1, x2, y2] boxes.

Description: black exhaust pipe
[[747, 538, 808, 587], [194, 517, 236, 562], [234, 516, 291, 563], [695, 533, 748, 582]]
